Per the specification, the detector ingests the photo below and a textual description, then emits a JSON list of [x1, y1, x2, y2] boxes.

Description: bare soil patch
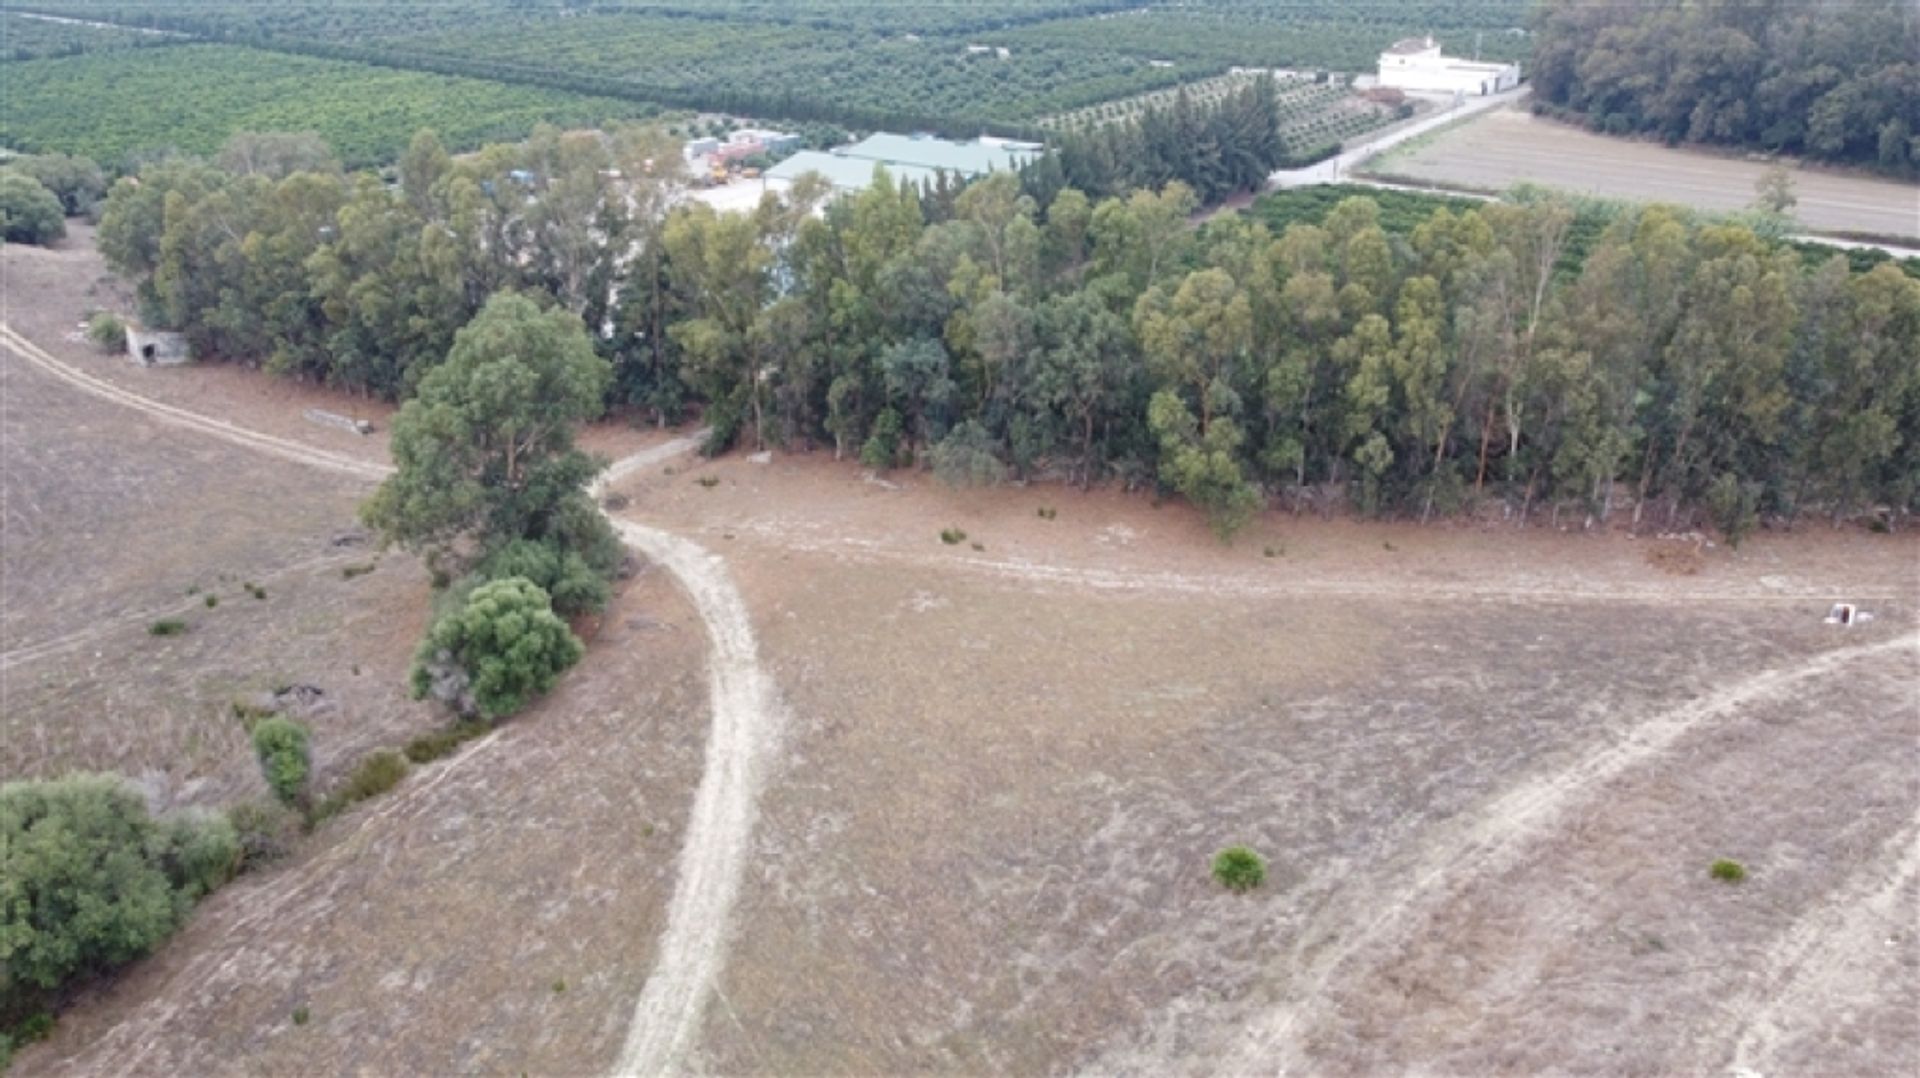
[[1368, 107, 1920, 240], [605, 450, 1917, 1075]]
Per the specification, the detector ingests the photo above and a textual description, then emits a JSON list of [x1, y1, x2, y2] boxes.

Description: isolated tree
[[0, 171, 66, 245], [411, 576, 584, 721], [1753, 164, 1798, 218], [363, 291, 613, 574]]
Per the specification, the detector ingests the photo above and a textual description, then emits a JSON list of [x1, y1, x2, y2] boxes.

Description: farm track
[[1200, 629, 1920, 1077], [1717, 813, 1920, 1074], [746, 525, 1905, 609], [1, 324, 770, 1076]]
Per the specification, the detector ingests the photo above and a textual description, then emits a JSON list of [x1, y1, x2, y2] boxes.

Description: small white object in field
[[1824, 603, 1873, 626]]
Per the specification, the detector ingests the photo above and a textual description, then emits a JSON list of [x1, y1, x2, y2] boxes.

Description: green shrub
[[859, 408, 903, 470], [931, 421, 1007, 487], [696, 475, 719, 488], [204, 594, 219, 608], [0, 171, 65, 245], [403, 720, 490, 765], [337, 750, 408, 805], [475, 537, 608, 618], [250, 717, 311, 807], [0, 775, 234, 1016], [148, 619, 187, 636], [225, 798, 301, 866], [13, 1013, 53, 1044], [1212, 846, 1267, 892], [1710, 858, 1747, 882], [291, 1006, 309, 1026], [940, 527, 967, 545], [410, 577, 583, 721], [340, 562, 377, 579], [86, 311, 125, 354]]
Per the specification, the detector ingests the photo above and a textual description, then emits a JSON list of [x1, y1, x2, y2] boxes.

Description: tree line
[[1530, 0, 1920, 177], [100, 124, 1920, 541]]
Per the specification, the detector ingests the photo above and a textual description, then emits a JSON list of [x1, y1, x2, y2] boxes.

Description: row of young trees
[[100, 125, 1920, 541], [1530, 0, 1920, 176]]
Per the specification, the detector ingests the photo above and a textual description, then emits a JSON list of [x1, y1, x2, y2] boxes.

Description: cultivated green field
[[0, 43, 659, 167]]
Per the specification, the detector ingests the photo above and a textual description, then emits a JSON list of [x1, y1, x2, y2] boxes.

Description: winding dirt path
[[1197, 629, 1920, 1077], [2, 325, 773, 1076]]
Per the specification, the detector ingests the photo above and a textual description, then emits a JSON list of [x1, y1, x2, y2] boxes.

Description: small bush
[[249, 585, 267, 601], [250, 717, 311, 807], [403, 720, 489, 765], [1710, 858, 1747, 882], [148, 619, 187, 636], [291, 1006, 310, 1026], [411, 577, 583, 720], [86, 311, 125, 354], [940, 527, 967, 545], [204, 594, 219, 608], [225, 798, 301, 866], [696, 475, 719, 488], [551, 979, 567, 994], [330, 750, 409, 810], [1037, 506, 1057, 520], [1212, 846, 1267, 892], [14, 1013, 53, 1044], [970, 542, 984, 551], [340, 562, 376, 580]]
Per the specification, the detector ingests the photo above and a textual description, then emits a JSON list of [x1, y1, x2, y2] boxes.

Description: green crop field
[[1043, 71, 1399, 159], [2, 10, 178, 59], [0, 43, 660, 167]]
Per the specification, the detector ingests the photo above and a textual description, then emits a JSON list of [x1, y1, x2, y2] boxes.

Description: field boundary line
[[1097, 629, 1917, 1076], [3, 324, 774, 1076]]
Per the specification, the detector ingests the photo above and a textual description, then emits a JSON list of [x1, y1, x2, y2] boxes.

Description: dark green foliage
[[250, 717, 311, 806], [340, 562, 376, 579], [0, 172, 67, 246], [148, 619, 186, 637], [475, 537, 610, 619], [203, 594, 218, 608], [410, 577, 584, 721], [0, 44, 658, 169], [1531, 0, 1920, 175], [940, 527, 968, 545], [1212, 846, 1267, 891], [1, 775, 237, 1019], [1710, 859, 1747, 883], [291, 1005, 310, 1026]]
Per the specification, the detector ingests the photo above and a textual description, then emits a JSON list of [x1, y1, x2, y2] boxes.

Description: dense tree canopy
[[97, 126, 1920, 539], [1530, 0, 1920, 175]]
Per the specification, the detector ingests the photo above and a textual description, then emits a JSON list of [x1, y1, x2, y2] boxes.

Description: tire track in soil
[[1716, 813, 1920, 1075], [1156, 630, 1920, 1078], [4, 325, 769, 1076]]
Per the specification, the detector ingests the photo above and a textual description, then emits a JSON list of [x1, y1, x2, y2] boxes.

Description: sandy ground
[[616, 451, 1918, 1075], [1368, 106, 1920, 240]]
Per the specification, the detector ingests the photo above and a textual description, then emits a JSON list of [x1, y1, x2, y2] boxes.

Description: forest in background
[[94, 123, 1920, 542], [1529, 0, 1920, 175]]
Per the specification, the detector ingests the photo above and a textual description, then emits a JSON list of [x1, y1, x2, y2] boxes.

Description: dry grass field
[[1368, 106, 1920, 241], [612, 455, 1918, 1076], [4, 228, 1916, 1074]]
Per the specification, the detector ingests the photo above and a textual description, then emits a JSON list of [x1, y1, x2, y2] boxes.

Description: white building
[[1377, 36, 1519, 97]]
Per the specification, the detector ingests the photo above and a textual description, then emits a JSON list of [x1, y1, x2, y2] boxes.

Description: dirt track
[[2, 323, 773, 1076]]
